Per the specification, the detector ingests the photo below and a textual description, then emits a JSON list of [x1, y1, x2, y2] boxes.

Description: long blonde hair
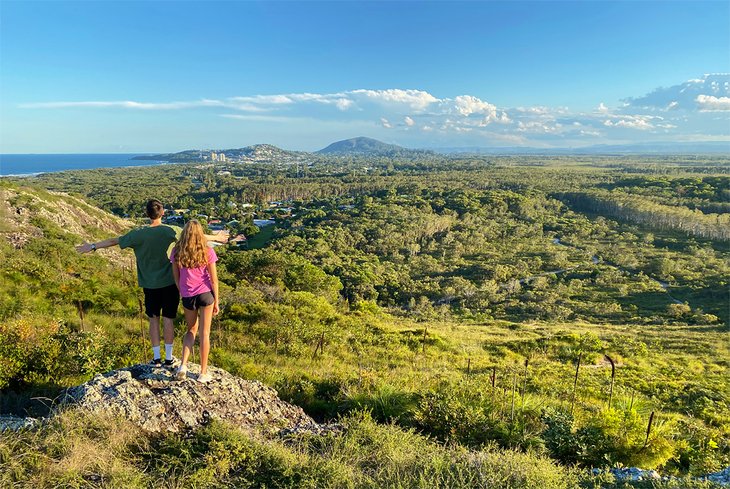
[[173, 220, 209, 268]]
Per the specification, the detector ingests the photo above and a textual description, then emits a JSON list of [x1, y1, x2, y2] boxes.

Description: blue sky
[[1, 1, 728, 153]]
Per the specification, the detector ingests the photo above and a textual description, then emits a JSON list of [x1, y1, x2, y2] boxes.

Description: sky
[[0, 1, 729, 153]]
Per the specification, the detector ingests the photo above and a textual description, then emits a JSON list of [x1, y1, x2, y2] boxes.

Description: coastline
[[0, 154, 172, 177]]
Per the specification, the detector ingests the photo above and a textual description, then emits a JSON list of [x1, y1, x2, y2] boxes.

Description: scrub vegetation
[[1, 154, 728, 487]]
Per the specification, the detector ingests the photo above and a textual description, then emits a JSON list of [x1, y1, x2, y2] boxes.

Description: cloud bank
[[20, 74, 730, 147]]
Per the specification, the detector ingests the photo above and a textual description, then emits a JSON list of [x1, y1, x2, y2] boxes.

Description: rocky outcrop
[[592, 466, 730, 486], [59, 363, 330, 435], [706, 467, 730, 486], [0, 415, 38, 432]]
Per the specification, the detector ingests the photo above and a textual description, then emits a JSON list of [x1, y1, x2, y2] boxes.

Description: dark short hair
[[145, 199, 164, 219]]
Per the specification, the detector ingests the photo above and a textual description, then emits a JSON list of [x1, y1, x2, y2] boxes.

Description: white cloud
[[603, 116, 654, 130], [453, 95, 496, 116], [696, 94, 730, 111], [18, 74, 727, 147], [351, 89, 438, 111], [515, 106, 551, 115], [220, 114, 301, 123], [20, 99, 225, 110], [517, 121, 562, 134], [230, 94, 294, 105], [335, 98, 354, 110], [625, 73, 730, 111]]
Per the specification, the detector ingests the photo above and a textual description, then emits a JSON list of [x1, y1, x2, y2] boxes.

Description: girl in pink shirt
[[170, 220, 220, 383]]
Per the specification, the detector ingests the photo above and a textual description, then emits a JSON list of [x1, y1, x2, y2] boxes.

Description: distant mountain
[[434, 141, 730, 155], [317, 137, 434, 157], [219, 144, 306, 162], [133, 144, 304, 163]]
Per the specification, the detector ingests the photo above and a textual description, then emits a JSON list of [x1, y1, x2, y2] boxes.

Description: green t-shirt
[[119, 225, 182, 289]]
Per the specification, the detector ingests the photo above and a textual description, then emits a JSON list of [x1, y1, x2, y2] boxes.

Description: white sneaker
[[175, 365, 188, 380], [197, 372, 212, 383]]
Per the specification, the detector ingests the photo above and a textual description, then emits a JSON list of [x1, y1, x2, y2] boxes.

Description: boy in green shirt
[[77, 199, 228, 366]]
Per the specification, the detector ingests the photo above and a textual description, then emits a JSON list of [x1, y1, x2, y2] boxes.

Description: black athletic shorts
[[182, 291, 215, 311], [143, 284, 180, 319]]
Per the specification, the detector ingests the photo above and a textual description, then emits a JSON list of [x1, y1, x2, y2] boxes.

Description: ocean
[[0, 154, 168, 176]]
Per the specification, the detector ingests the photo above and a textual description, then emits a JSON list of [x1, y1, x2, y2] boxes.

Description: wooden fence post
[[605, 354, 616, 410], [644, 411, 655, 448], [77, 300, 85, 332], [571, 352, 582, 416]]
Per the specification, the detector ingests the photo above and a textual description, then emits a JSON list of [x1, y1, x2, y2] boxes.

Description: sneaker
[[163, 357, 176, 368], [197, 372, 212, 383], [150, 358, 162, 367], [175, 365, 188, 380]]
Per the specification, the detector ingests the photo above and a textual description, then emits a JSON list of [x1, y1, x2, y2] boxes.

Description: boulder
[[0, 415, 37, 431], [59, 363, 328, 435]]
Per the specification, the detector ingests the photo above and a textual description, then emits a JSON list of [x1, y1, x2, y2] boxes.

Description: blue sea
[[0, 153, 168, 176]]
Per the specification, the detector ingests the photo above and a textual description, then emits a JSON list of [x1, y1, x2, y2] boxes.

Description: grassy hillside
[[1, 160, 728, 487]]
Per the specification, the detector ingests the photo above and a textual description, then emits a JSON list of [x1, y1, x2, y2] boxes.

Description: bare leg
[[162, 316, 175, 345], [198, 305, 214, 374], [148, 315, 161, 347], [179, 308, 199, 368]]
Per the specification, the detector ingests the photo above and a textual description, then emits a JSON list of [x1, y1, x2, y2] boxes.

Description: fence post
[[510, 369, 517, 423], [571, 351, 582, 415], [77, 300, 85, 331], [605, 354, 616, 410], [644, 411, 655, 448]]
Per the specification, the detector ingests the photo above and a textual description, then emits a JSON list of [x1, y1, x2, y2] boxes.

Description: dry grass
[[0, 409, 148, 488]]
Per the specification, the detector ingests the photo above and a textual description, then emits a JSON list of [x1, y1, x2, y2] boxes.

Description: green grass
[[2, 172, 729, 485], [0, 409, 581, 489], [246, 224, 277, 249]]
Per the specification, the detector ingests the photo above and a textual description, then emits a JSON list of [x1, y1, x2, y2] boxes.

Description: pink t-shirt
[[170, 247, 218, 298]]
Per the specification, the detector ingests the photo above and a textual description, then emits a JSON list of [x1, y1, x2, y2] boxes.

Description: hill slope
[[134, 144, 304, 163], [317, 136, 434, 156], [1, 183, 131, 258]]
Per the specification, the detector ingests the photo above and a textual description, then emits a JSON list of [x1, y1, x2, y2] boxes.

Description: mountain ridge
[[317, 136, 435, 156], [133, 144, 304, 163]]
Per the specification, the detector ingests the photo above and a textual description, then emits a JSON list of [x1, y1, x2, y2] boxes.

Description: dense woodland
[[1, 154, 728, 487]]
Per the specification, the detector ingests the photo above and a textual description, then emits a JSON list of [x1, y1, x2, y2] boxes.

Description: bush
[[413, 381, 522, 449], [0, 317, 138, 390], [543, 408, 580, 465], [576, 408, 676, 469]]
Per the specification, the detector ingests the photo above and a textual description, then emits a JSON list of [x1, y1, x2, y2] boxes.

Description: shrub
[[575, 408, 676, 469], [542, 408, 580, 465], [0, 317, 138, 389]]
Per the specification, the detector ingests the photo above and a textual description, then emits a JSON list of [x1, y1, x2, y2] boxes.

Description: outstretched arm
[[204, 230, 229, 244], [76, 237, 120, 254]]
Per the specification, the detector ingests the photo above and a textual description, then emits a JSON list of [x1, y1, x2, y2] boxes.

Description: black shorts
[[182, 291, 215, 311], [143, 284, 180, 319]]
